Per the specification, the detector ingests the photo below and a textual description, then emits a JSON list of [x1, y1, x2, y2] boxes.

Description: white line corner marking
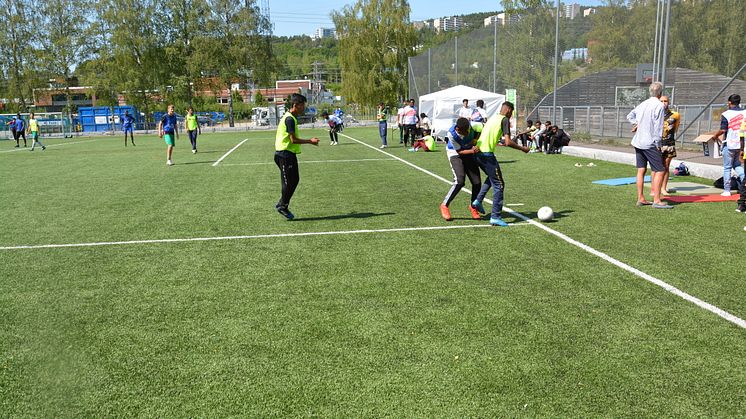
[[212, 138, 249, 166], [338, 132, 746, 330]]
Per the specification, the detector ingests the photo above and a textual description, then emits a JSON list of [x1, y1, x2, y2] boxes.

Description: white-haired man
[[626, 81, 672, 209]]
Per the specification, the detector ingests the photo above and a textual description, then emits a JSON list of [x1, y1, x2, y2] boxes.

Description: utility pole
[[311, 61, 324, 104]]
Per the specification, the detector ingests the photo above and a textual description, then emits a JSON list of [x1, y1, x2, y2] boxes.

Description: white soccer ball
[[537, 206, 554, 222]]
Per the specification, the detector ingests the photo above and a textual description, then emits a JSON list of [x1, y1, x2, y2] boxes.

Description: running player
[[158, 104, 179, 166]]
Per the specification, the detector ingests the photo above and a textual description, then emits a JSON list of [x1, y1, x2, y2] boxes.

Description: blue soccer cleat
[[489, 217, 509, 227], [471, 200, 485, 214], [276, 206, 295, 220]]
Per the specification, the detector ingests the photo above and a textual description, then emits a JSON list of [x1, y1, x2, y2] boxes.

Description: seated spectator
[[539, 120, 553, 152], [531, 120, 545, 152], [546, 125, 571, 154], [516, 119, 536, 148], [409, 129, 437, 152], [418, 112, 431, 136]]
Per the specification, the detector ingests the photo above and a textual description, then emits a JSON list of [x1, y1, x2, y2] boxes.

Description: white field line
[[212, 138, 249, 166], [338, 132, 746, 329], [0, 138, 100, 153], [0, 224, 533, 251], [222, 158, 395, 166]]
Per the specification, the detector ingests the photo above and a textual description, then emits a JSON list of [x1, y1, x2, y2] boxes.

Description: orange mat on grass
[[663, 194, 739, 203]]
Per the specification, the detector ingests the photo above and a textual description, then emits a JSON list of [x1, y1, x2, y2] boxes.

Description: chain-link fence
[[408, 0, 746, 146]]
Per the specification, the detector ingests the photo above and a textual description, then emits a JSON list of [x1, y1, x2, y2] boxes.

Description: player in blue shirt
[[14, 114, 27, 148], [440, 117, 483, 221], [334, 107, 344, 131], [322, 111, 343, 145], [122, 110, 135, 147], [158, 104, 179, 166]]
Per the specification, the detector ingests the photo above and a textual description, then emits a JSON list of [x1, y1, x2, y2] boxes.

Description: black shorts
[[635, 147, 664, 172]]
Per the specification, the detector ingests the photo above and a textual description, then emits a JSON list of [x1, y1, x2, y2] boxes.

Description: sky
[[268, 0, 603, 37]]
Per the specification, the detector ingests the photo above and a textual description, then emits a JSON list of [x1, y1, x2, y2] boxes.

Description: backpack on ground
[[673, 162, 689, 176]]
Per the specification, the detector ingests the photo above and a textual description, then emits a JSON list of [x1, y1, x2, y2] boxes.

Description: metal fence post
[[600, 106, 605, 137], [615, 107, 620, 137]]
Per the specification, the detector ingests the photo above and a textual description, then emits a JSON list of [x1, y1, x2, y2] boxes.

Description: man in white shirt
[[626, 81, 672, 209], [401, 98, 419, 147], [458, 99, 473, 119]]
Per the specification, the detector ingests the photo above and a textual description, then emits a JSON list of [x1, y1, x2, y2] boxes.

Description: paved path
[[564, 141, 724, 180]]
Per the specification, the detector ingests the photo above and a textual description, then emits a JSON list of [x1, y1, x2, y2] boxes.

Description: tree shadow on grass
[[294, 212, 396, 221]]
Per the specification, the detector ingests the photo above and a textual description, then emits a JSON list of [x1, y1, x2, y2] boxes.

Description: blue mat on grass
[[592, 176, 651, 186]]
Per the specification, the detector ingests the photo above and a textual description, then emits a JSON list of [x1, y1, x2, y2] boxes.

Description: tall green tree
[[0, 0, 36, 111], [34, 0, 96, 117], [93, 0, 169, 124], [160, 0, 210, 107], [193, 0, 273, 126], [332, 0, 417, 105]]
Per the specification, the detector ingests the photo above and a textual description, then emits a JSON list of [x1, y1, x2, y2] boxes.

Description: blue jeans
[[722, 143, 745, 190], [475, 153, 505, 220], [188, 130, 198, 150], [378, 121, 387, 145]]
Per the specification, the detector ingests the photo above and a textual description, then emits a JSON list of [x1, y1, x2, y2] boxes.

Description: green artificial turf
[[1, 128, 744, 417]]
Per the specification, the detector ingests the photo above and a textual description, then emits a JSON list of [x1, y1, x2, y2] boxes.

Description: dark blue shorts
[[635, 147, 664, 172]]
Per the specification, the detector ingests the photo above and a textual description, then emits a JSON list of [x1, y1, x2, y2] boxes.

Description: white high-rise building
[[433, 16, 463, 32], [312, 27, 336, 40], [583, 8, 597, 17], [563, 3, 581, 19]]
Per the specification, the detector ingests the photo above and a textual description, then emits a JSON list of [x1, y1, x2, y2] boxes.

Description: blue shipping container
[[79, 106, 143, 133]]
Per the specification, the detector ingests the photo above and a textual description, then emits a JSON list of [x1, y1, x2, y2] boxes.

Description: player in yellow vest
[[409, 130, 437, 152], [185, 107, 201, 153], [28, 112, 45, 151], [470, 101, 529, 226], [274, 93, 320, 220]]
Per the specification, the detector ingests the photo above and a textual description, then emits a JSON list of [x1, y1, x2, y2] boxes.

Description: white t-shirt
[[420, 117, 431, 131], [402, 106, 418, 125], [458, 106, 473, 119], [721, 107, 746, 149], [396, 107, 405, 124], [532, 125, 545, 140]]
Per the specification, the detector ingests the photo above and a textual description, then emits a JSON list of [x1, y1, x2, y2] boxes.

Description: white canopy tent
[[418, 85, 505, 138]]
